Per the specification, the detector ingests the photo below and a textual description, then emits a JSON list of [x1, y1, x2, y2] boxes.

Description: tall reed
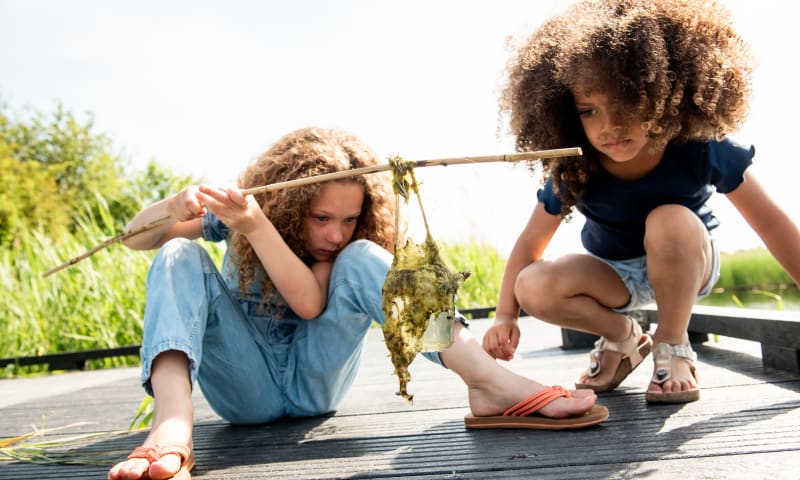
[[715, 248, 794, 290], [0, 199, 223, 376], [439, 241, 505, 312]]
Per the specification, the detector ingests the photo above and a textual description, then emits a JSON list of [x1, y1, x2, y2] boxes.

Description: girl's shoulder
[[665, 138, 755, 193], [667, 138, 754, 162]]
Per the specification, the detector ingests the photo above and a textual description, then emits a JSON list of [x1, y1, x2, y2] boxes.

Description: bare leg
[[645, 205, 711, 394], [108, 350, 194, 480], [515, 254, 641, 389], [440, 322, 597, 418]]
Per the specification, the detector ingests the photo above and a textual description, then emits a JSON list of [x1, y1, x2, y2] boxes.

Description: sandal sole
[[645, 388, 700, 404]]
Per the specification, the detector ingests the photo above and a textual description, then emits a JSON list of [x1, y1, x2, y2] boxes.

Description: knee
[[148, 238, 214, 282], [155, 238, 206, 263], [331, 240, 391, 282], [644, 205, 706, 256], [513, 262, 559, 319]]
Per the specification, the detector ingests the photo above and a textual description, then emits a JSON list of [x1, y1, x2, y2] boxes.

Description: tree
[[0, 102, 200, 245]]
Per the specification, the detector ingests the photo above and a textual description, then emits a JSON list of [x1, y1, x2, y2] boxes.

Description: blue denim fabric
[[587, 239, 720, 312], [139, 238, 453, 424]]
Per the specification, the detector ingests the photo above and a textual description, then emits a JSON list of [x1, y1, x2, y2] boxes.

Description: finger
[[186, 195, 206, 216], [172, 188, 205, 220], [225, 187, 249, 207], [482, 338, 496, 358], [198, 185, 230, 203], [197, 186, 236, 211], [509, 328, 521, 349], [196, 191, 223, 211]]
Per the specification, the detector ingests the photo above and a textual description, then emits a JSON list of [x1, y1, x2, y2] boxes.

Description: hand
[[196, 185, 266, 235], [482, 317, 520, 361], [167, 185, 207, 221]]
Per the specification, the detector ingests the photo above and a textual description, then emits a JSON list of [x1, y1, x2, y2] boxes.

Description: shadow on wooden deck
[[1, 318, 799, 479]]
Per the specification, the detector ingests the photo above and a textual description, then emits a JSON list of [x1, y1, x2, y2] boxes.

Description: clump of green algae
[[381, 156, 469, 402]]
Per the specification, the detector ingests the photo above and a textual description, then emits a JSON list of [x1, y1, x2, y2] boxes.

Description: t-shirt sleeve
[[536, 177, 563, 215], [201, 212, 230, 242], [709, 138, 755, 194]]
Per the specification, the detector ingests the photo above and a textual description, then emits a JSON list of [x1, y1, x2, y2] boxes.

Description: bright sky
[[1, 0, 798, 257]]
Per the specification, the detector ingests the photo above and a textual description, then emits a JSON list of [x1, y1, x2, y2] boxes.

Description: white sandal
[[645, 342, 701, 404], [575, 316, 653, 392]]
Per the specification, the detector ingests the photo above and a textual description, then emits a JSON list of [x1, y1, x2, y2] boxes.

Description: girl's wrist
[[493, 313, 518, 324]]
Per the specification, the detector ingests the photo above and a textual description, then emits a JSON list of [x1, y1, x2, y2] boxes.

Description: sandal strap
[[127, 442, 192, 464], [504, 385, 571, 417], [587, 316, 644, 378], [651, 342, 697, 385]]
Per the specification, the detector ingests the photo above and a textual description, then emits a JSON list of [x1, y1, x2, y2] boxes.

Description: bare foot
[[646, 353, 698, 395], [575, 318, 650, 391], [575, 349, 625, 388], [467, 366, 597, 419], [108, 406, 193, 480]]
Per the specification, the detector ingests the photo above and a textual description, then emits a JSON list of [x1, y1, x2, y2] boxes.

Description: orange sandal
[[119, 443, 194, 480], [464, 385, 609, 430]]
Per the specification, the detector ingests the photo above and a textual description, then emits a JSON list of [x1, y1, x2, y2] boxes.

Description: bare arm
[[495, 202, 563, 322], [484, 202, 562, 359], [726, 170, 800, 286], [121, 186, 206, 250], [197, 185, 329, 320]]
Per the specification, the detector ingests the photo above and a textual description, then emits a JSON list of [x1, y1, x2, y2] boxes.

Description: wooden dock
[[1, 317, 799, 479]]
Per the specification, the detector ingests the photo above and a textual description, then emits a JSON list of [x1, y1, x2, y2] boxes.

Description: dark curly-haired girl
[[484, 0, 800, 404]]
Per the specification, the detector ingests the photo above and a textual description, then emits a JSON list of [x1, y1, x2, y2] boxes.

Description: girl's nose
[[603, 107, 627, 133], [602, 113, 622, 132], [328, 226, 345, 245]]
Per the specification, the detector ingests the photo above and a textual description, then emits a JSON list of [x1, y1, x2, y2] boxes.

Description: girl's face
[[573, 86, 654, 165], [302, 182, 364, 262]]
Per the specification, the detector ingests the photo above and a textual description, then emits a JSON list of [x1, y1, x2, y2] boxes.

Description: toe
[[569, 389, 597, 400], [148, 453, 184, 480], [108, 458, 149, 480]]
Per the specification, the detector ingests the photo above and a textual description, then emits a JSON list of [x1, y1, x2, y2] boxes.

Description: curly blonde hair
[[500, 0, 754, 215], [229, 127, 398, 301]]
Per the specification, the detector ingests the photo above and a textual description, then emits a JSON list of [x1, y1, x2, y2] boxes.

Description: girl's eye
[[577, 108, 595, 116], [314, 216, 329, 223], [345, 217, 358, 224]]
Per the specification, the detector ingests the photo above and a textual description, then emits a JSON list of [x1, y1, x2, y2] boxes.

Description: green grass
[[715, 248, 794, 290], [439, 241, 505, 313], [3, 205, 797, 378], [0, 202, 223, 377]]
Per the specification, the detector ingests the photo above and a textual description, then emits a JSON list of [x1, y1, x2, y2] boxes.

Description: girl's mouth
[[318, 249, 338, 259], [603, 139, 630, 151]]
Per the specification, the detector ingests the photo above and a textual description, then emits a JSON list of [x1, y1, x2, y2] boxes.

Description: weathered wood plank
[[1, 319, 798, 479]]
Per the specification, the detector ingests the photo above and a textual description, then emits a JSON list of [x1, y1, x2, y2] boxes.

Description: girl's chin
[[312, 251, 336, 262], [600, 148, 638, 163]]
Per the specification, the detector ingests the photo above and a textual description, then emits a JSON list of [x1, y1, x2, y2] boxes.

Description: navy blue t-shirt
[[537, 138, 755, 260]]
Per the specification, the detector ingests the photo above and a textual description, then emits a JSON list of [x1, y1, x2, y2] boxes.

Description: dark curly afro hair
[[500, 0, 755, 215]]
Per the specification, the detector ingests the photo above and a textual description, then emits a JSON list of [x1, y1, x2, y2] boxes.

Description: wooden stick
[[42, 147, 581, 278], [42, 216, 173, 278], [240, 148, 581, 196]]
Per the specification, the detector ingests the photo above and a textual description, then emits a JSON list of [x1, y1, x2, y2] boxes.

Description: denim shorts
[[587, 238, 720, 312]]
